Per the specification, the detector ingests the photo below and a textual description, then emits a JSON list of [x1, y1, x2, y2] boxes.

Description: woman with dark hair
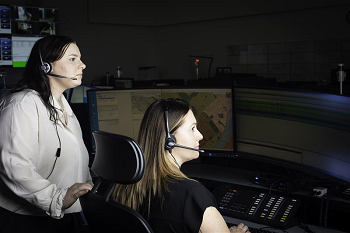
[[0, 35, 93, 232], [113, 99, 250, 233]]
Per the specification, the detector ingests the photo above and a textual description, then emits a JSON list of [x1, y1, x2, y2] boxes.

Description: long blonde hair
[[113, 99, 191, 213]]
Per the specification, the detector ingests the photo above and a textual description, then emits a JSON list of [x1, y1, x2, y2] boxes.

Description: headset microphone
[[167, 141, 204, 152], [47, 73, 78, 80]]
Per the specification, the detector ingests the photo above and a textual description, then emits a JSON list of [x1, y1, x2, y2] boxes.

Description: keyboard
[[226, 222, 282, 233], [213, 184, 301, 229]]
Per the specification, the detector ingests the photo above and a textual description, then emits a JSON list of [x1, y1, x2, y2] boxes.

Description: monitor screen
[[11, 35, 42, 67], [11, 6, 58, 36], [235, 86, 350, 185], [65, 84, 97, 104], [6, 5, 58, 68], [87, 87, 236, 157], [0, 5, 11, 34], [0, 36, 11, 66]]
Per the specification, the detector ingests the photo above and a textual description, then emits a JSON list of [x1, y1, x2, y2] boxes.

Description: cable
[[46, 157, 58, 180], [318, 194, 326, 226], [268, 178, 294, 194], [268, 178, 284, 194], [46, 122, 61, 179], [299, 196, 317, 233], [169, 151, 180, 168], [55, 121, 62, 156], [324, 193, 330, 228], [298, 222, 316, 233], [323, 188, 334, 228]]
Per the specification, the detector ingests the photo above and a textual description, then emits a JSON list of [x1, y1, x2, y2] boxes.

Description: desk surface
[[224, 216, 346, 233], [181, 162, 349, 233]]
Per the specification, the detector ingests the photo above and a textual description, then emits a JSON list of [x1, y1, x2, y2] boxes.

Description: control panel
[[213, 184, 301, 229]]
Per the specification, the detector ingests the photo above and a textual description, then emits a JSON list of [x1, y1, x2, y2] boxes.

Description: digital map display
[[89, 88, 234, 152]]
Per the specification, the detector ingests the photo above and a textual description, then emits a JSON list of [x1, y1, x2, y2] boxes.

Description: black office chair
[[80, 131, 154, 233]]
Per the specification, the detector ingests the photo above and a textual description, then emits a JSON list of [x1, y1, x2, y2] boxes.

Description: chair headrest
[[91, 131, 145, 184]]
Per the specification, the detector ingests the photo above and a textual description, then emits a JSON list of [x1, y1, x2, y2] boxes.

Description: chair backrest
[[80, 131, 154, 233]]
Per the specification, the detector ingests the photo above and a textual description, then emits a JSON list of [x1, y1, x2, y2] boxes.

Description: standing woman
[[113, 99, 250, 233], [0, 35, 93, 233]]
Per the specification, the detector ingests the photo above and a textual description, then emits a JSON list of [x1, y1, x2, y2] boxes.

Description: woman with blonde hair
[[114, 98, 250, 233]]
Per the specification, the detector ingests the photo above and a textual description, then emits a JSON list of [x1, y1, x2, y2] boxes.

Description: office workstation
[[81, 86, 350, 233], [1, 1, 350, 233]]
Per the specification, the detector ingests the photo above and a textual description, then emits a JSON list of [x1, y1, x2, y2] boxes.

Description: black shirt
[[140, 178, 218, 233]]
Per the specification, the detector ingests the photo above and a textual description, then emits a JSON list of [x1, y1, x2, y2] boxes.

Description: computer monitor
[[11, 6, 58, 35], [0, 5, 11, 34], [0, 36, 12, 66], [66, 84, 97, 104], [11, 35, 42, 67], [87, 87, 236, 157], [234, 86, 350, 186]]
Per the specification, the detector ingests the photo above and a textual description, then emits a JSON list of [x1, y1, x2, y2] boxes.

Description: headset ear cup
[[170, 134, 176, 144], [41, 62, 52, 74], [165, 134, 176, 150]]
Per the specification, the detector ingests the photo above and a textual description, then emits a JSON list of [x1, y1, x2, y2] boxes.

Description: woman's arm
[[200, 206, 250, 233], [0, 94, 88, 218], [62, 183, 92, 209], [0, 97, 60, 215]]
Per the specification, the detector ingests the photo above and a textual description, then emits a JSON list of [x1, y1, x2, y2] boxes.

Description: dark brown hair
[[1, 35, 76, 123]]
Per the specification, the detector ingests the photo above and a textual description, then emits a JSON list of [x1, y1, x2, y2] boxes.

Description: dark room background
[[2, 0, 350, 93]]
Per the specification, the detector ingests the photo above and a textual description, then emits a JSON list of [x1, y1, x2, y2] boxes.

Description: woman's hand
[[62, 182, 92, 209], [230, 223, 251, 233]]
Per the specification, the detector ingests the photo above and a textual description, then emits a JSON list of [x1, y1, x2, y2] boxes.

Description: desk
[[182, 163, 349, 233], [182, 162, 257, 187], [224, 216, 346, 233]]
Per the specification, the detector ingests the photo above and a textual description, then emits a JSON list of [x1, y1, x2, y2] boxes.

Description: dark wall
[[2, 0, 350, 94]]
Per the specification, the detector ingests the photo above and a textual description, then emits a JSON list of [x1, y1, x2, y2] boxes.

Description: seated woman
[[113, 98, 250, 233]]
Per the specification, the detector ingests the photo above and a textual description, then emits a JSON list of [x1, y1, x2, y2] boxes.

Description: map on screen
[[161, 90, 233, 150], [88, 88, 234, 152]]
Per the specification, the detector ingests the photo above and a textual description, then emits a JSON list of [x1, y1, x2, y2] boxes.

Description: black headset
[[163, 99, 204, 154], [164, 100, 176, 153], [39, 48, 77, 80]]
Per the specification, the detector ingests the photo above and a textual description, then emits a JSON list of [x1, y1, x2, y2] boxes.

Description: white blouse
[[0, 89, 93, 218]]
